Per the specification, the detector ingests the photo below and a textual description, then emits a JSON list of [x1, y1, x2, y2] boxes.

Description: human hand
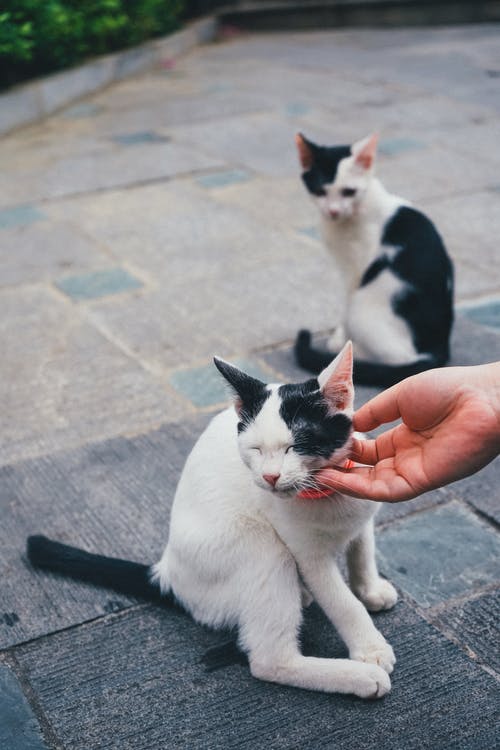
[[314, 363, 500, 502]]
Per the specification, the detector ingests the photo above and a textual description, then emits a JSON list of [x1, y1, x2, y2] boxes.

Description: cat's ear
[[352, 133, 378, 170], [295, 133, 316, 170], [214, 357, 266, 414], [317, 341, 354, 414]]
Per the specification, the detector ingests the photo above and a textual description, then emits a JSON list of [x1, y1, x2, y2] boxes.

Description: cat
[[294, 132, 454, 387], [27, 342, 397, 699]]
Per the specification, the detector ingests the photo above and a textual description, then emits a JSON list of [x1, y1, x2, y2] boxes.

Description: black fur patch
[[380, 206, 454, 361], [360, 255, 389, 286], [278, 382, 352, 458], [301, 143, 351, 196], [237, 389, 271, 434]]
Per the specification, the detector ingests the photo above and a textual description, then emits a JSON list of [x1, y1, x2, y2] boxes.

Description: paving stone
[[196, 168, 252, 189], [461, 299, 500, 330], [0, 142, 224, 206], [430, 591, 500, 674], [0, 416, 208, 649], [377, 502, 500, 608], [111, 131, 169, 145], [441, 455, 500, 526], [62, 102, 103, 119], [0, 286, 186, 466], [0, 222, 107, 288], [168, 357, 276, 408], [13, 601, 499, 750], [0, 663, 48, 750], [379, 137, 426, 155], [450, 315, 500, 366], [0, 204, 46, 230], [56, 267, 143, 301]]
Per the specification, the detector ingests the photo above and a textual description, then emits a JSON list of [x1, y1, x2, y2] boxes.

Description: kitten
[[294, 133, 454, 386], [27, 343, 397, 699]]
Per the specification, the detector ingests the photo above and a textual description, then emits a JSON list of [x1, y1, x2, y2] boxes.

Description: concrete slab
[[0, 417, 207, 649], [431, 591, 500, 674], [377, 502, 500, 608], [0, 286, 186, 466], [0, 222, 107, 288], [56, 267, 143, 301], [13, 601, 500, 750], [0, 663, 48, 750]]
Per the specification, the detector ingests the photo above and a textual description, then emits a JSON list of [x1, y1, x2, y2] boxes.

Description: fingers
[[353, 383, 402, 432], [314, 465, 418, 502], [313, 467, 382, 500], [349, 437, 379, 465]]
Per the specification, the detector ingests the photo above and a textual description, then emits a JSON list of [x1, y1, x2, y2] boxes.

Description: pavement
[[1, 22, 499, 750]]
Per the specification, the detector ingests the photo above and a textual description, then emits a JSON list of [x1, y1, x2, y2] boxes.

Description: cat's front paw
[[348, 662, 391, 699], [327, 326, 346, 352], [354, 578, 398, 612], [351, 638, 396, 675]]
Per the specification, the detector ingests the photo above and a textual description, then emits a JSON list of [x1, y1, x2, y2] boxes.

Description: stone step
[[217, 0, 500, 30]]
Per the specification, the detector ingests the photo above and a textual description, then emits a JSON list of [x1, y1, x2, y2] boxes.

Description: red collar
[[297, 459, 355, 500]]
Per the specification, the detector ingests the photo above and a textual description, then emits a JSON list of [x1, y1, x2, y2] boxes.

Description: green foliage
[[0, 0, 184, 89]]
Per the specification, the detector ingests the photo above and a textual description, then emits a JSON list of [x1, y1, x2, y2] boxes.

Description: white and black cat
[[28, 343, 397, 699], [294, 133, 454, 386]]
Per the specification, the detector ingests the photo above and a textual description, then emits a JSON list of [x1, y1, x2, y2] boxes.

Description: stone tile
[[461, 299, 500, 330], [420, 190, 500, 292], [379, 137, 426, 155], [0, 223, 107, 288], [298, 225, 321, 241], [441, 455, 500, 526], [0, 205, 46, 230], [377, 502, 500, 608], [13, 601, 500, 750], [450, 315, 500, 367], [170, 111, 322, 178], [431, 592, 500, 673], [62, 103, 103, 119], [56, 268, 143, 301], [0, 142, 224, 206], [168, 357, 275, 408], [196, 169, 252, 189], [111, 131, 169, 145], [0, 664, 48, 750], [0, 286, 185, 466], [0, 416, 208, 649]]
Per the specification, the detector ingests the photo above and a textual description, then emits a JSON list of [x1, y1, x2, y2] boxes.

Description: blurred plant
[[0, 0, 184, 89]]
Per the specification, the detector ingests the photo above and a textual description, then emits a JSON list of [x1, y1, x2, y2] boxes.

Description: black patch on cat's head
[[300, 136, 351, 196], [278, 380, 352, 458], [213, 357, 270, 433]]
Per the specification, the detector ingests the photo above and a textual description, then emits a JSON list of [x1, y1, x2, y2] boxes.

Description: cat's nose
[[263, 473, 280, 487], [329, 208, 340, 219]]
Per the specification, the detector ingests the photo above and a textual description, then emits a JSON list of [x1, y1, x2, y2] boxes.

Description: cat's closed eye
[[340, 187, 357, 197]]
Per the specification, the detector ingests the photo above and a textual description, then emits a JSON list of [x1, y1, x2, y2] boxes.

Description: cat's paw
[[348, 662, 391, 699], [327, 326, 346, 352], [354, 578, 398, 612], [351, 639, 396, 675]]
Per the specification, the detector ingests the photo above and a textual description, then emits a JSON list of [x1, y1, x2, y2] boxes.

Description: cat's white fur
[[305, 134, 420, 364], [153, 344, 397, 699]]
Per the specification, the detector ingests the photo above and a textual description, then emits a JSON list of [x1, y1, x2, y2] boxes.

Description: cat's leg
[[327, 325, 347, 353], [296, 554, 396, 675], [347, 518, 398, 612], [240, 552, 391, 698]]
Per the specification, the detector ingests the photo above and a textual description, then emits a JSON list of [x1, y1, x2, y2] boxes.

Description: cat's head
[[214, 342, 354, 497], [295, 133, 378, 221]]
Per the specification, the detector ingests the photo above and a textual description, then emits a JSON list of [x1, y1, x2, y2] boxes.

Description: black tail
[[27, 535, 171, 606], [295, 330, 446, 388]]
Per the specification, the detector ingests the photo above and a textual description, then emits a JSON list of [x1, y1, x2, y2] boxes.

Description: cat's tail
[[27, 535, 174, 607], [295, 330, 447, 388]]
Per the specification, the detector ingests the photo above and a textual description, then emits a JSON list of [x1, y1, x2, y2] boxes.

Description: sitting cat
[[294, 132, 454, 386], [27, 342, 397, 699]]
